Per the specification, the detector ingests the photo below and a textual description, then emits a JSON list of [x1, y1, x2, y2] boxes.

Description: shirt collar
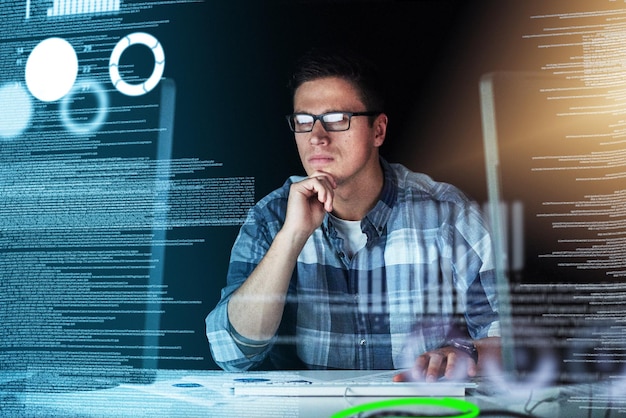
[[322, 157, 397, 239], [363, 157, 397, 238]]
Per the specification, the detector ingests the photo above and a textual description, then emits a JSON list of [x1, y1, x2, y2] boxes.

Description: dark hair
[[288, 47, 386, 113]]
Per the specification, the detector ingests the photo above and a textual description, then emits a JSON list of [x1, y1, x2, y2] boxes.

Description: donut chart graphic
[[109, 32, 165, 96], [60, 79, 108, 134]]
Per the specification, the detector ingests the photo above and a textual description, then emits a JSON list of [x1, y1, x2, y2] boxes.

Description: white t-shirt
[[329, 214, 367, 259]]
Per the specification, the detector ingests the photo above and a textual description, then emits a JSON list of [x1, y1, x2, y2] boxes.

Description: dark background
[[154, 0, 576, 370]]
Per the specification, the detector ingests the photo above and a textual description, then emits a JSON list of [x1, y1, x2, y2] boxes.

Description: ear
[[373, 113, 388, 147]]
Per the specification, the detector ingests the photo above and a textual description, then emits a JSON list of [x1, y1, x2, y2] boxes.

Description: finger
[[392, 372, 405, 382], [445, 352, 477, 380], [297, 176, 332, 198], [392, 369, 412, 382], [309, 171, 337, 189], [393, 361, 426, 382], [320, 192, 333, 213], [444, 351, 460, 380], [307, 176, 334, 212], [425, 352, 445, 382], [411, 354, 430, 380], [467, 357, 478, 377]]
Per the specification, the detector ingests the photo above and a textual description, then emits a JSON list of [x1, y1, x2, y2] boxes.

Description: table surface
[[0, 369, 623, 417]]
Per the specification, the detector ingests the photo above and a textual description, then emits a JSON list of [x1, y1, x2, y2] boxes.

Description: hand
[[283, 172, 337, 240], [393, 346, 477, 383]]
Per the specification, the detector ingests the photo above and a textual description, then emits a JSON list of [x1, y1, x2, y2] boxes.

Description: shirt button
[[359, 338, 367, 346]]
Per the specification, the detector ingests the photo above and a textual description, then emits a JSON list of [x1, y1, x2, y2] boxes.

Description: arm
[[206, 173, 336, 370], [396, 199, 501, 382], [227, 172, 336, 341], [225, 227, 307, 341]]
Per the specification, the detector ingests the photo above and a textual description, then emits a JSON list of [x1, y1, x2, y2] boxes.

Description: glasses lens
[[321, 112, 349, 131], [288, 112, 354, 132], [291, 114, 314, 132]]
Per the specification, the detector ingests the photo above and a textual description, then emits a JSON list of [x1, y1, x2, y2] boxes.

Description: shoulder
[[387, 162, 472, 207], [246, 175, 305, 219], [233, 175, 306, 252], [255, 175, 305, 205]]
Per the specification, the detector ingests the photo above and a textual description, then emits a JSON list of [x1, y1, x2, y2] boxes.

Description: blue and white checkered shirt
[[206, 159, 500, 371]]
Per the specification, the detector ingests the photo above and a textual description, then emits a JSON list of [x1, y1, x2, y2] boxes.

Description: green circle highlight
[[330, 397, 480, 418]]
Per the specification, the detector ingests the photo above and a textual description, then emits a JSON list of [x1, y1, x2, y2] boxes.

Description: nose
[[308, 119, 329, 145]]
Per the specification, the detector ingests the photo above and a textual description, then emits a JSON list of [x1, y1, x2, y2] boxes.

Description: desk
[[0, 370, 623, 417]]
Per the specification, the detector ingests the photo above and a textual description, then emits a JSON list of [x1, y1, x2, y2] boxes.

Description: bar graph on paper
[[47, 0, 120, 16]]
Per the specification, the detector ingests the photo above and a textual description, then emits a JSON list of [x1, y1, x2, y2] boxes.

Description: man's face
[[292, 76, 387, 186]]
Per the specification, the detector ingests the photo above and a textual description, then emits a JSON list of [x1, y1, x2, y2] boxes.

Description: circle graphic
[[25, 37, 78, 102], [331, 398, 480, 418], [60, 79, 108, 135], [0, 83, 33, 138], [109, 32, 165, 96]]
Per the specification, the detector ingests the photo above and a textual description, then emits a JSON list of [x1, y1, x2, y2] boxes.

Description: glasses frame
[[285, 111, 381, 133]]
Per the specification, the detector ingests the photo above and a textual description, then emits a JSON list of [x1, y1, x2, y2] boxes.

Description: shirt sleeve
[[205, 185, 290, 371], [205, 289, 275, 371], [451, 200, 501, 340]]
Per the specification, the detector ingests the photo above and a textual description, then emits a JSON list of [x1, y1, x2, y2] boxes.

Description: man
[[206, 48, 501, 382]]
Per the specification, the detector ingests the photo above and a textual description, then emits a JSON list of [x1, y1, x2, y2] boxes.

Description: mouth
[[307, 155, 334, 166]]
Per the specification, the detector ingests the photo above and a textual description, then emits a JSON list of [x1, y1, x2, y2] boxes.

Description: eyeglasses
[[285, 111, 380, 133]]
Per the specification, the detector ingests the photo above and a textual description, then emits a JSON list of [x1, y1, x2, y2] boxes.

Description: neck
[[332, 163, 384, 221]]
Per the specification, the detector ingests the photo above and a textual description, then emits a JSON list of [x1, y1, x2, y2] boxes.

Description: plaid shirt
[[206, 159, 499, 371]]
